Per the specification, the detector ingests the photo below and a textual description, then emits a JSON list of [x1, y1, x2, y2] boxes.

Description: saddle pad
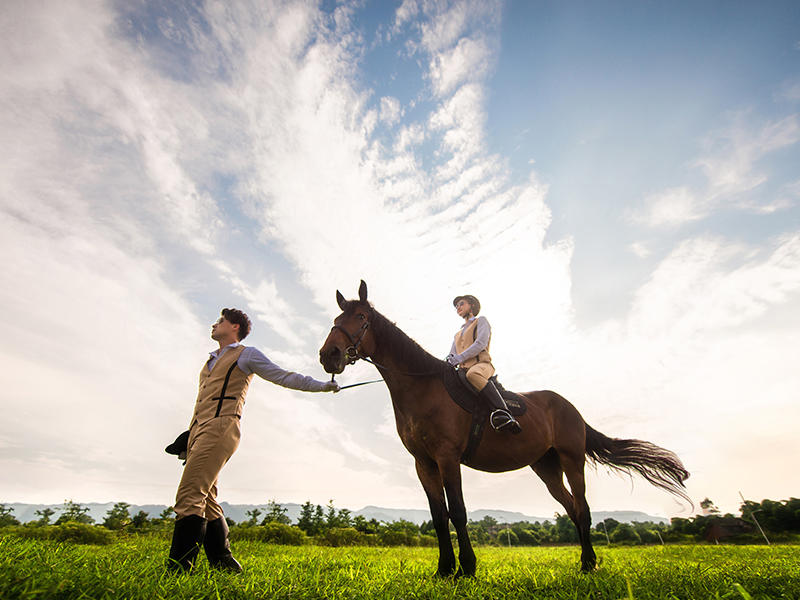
[[443, 367, 527, 416]]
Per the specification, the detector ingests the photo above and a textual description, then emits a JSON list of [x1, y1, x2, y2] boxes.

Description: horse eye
[[358, 314, 365, 320]]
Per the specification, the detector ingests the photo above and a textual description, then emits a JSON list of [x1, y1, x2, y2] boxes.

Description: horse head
[[319, 280, 374, 374]]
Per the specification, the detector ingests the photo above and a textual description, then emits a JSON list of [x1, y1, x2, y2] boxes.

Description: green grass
[[1, 534, 798, 599]]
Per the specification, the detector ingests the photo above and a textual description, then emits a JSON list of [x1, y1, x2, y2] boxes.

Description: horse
[[318, 281, 690, 575]]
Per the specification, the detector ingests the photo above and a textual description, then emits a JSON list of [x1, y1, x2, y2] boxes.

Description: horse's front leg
[[439, 459, 476, 577], [415, 458, 456, 576]]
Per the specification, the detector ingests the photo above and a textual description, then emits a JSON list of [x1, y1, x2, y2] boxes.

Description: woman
[[447, 294, 521, 434]]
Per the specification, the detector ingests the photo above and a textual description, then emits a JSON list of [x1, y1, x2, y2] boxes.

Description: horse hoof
[[455, 571, 475, 579]]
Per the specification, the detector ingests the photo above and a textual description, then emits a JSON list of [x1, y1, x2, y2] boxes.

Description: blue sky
[[489, 0, 800, 322], [1, 0, 798, 519]]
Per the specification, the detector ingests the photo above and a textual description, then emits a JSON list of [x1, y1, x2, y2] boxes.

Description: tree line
[[1, 497, 798, 546]]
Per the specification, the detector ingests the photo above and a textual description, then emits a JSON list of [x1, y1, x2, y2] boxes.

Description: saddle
[[442, 366, 528, 463]]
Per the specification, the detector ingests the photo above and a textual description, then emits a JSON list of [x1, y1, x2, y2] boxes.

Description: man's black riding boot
[[480, 381, 522, 434], [167, 515, 207, 572], [204, 517, 243, 573]]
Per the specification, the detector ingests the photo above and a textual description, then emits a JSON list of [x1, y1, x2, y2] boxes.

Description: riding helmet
[[453, 294, 480, 315]]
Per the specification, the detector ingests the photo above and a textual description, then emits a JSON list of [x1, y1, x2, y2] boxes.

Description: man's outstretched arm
[[238, 347, 338, 392]]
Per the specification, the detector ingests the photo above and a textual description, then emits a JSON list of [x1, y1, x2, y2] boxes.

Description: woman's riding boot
[[480, 381, 522, 434], [167, 515, 207, 572], [204, 517, 243, 573]]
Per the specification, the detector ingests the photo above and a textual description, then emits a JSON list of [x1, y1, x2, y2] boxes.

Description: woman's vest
[[453, 318, 492, 369], [189, 345, 254, 428]]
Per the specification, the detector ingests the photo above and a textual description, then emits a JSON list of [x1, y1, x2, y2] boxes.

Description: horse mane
[[343, 301, 446, 376]]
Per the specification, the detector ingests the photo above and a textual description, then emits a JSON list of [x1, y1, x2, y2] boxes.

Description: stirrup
[[490, 410, 522, 434]]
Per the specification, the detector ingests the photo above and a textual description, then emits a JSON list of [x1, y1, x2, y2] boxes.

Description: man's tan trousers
[[174, 416, 240, 520]]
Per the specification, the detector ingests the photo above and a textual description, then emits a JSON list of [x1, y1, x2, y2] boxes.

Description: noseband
[[330, 319, 370, 365]]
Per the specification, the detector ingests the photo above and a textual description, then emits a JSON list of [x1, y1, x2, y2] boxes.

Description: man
[[446, 295, 521, 434], [168, 308, 339, 573]]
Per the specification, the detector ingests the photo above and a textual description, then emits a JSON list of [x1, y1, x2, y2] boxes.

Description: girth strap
[[461, 407, 488, 463]]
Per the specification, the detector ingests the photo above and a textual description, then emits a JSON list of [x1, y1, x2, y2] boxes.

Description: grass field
[[1, 534, 798, 599]]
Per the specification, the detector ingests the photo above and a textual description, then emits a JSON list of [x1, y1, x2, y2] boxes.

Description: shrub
[[496, 528, 520, 546], [590, 530, 609, 545], [516, 528, 541, 546], [0, 504, 20, 527], [15, 522, 114, 545], [378, 529, 419, 546], [316, 527, 370, 547], [610, 523, 641, 545], [638, 528, 661, 544], [419, 534, 437, 547], [230, 522, 308, 545]]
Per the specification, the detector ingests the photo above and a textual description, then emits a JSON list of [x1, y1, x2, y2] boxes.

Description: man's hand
[[322, 380, 340, 393], [446, 353, 461, 366]]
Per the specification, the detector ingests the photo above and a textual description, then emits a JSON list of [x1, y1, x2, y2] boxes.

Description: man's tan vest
[[189, 345, 254, 428], [454, 318, 492, 369]]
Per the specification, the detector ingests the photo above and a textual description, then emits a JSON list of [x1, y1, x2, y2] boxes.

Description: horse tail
[[584, 424, 692, 506]]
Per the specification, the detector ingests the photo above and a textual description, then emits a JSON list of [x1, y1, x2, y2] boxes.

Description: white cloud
[[429, 83, 488, 173], [223, 275, 311, 349], [393, 123, 426, 151], [775, 80, 800, 102], [393, 0, 419, 32], [418, 0, 499, 56], [538, 234, 800, 514], [631, 113, 800, 227], [629, 242, 651, 258], [631, 186, 706, 227], [775, 178, 800, 208], [378, 96, 403, 125], [0, 207, 210, 503], [429, 36, 492, 97], [0, 0, 232, 260], [629, 235, 800, 336], [696, 114, 800, 199]]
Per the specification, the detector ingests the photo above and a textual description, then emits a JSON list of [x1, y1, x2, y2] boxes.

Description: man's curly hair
[[221, 308, 252, 341]]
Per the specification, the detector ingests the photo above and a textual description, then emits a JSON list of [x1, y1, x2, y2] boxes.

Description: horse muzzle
[[319, 345, 346, 374]]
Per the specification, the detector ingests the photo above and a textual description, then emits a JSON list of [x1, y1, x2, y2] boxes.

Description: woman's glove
[[446, 353, 461, 366]]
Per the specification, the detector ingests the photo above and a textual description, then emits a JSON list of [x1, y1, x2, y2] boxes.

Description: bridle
[[328, 310, 443, 377], [330, 318, 371, 366]]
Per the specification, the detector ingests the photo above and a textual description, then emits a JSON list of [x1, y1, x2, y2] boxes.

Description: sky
[[1, 0, 798, 520]]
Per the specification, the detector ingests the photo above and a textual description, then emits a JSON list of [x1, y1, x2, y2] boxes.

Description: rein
[[335, 379, 385, 390], [358, 354, 442, 377]]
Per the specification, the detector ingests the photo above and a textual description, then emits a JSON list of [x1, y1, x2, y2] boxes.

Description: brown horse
[[319, 281, 690, 575]]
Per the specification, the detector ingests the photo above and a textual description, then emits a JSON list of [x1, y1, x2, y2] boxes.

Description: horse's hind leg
[[531, 448, 596, 571], [415, 458, 456, 576], [559, 450, 597, 571], [531, 448, 577, 520]]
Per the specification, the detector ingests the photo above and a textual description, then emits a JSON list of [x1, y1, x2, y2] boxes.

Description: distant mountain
[[469, 508, 552, 524], [353, 506, 438, 525], [4, 502, 669, 525], [592, 511, 669, 525]]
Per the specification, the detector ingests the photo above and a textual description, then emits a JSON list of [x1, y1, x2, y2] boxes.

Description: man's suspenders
[[213, 360, 240, 418]]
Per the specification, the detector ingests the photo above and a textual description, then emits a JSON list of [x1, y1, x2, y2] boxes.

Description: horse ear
[[336, 290, 347, 311], [358, 280, 368, 302]]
